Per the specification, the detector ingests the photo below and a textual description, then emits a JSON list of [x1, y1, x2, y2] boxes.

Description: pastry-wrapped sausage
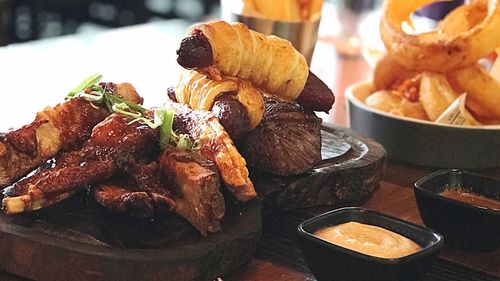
[[178, 21, 309, 102], [177, 21, 335, 112], [175, 69, 264, 130]]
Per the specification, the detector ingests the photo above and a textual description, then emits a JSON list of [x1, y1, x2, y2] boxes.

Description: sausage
[[176, 33, 335, 112], [176, 30, 213, 69], [211, 93, 251, 142], [168, 87, 251, 142], [295, 71, 335, 112]]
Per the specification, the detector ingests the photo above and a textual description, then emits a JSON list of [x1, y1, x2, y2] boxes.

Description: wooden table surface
[[0, 20, 498, 281]]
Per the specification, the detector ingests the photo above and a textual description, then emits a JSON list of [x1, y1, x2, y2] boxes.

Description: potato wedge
[[419, 73, 459, 121], [365, 90, 429, 120]]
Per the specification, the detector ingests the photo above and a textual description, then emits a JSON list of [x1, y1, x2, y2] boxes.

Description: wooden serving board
[[254, 125, 386, 214], [0, 125, 384, 281], [0, 194, 262, 281]]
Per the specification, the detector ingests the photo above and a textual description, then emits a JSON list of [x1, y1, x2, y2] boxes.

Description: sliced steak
[[241, 95, 322, 176]]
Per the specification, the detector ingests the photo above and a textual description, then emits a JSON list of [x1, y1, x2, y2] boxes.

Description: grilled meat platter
[[0, 21, 335, 241]]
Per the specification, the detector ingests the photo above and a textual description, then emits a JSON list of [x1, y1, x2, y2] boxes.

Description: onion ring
[[447, 63, 500, 118], [438, 0, 488, 36], [380, 0, 500, 72], [491, 46, 500, 81], [373, 54, 418, 90]]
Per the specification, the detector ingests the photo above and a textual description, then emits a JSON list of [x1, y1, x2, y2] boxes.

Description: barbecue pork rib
[[167, 102, 257, 202], [94, 148, 224, 236], [160, 148, 224, 236], [0, 83, 142, 188], [2, 113, 157, 214], [94, 182, 175, 218], [94, 161, 176, 218]]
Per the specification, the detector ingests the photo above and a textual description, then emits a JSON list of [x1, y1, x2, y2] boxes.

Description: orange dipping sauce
[[439, 188, 500, 211], [314, 222, 421, 259]]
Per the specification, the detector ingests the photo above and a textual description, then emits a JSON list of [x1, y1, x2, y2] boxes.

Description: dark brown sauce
[[439, 187, 500, 211]]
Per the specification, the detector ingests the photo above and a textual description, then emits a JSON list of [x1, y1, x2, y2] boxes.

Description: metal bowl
[[220, 0, 320, 64], [346, 81, 500, 169]]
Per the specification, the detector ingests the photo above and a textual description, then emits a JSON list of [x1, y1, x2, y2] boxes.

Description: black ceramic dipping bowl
[[414, 169, 500, 251], [297, 207, 444, 281]]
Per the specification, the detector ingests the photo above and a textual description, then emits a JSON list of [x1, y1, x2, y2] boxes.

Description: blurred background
[[0, 0, 463, 50], [0, 0, 220, 46]]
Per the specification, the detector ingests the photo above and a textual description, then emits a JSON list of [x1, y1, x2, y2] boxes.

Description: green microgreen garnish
[[67, 74, 103, 99], [157, 108, 174, 149], [66, 74, 199, 151], [155, 108, 200, 151]]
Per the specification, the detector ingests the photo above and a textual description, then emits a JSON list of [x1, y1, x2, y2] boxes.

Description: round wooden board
[[252, 124, 387, 214], [0, 195, 262, 281]]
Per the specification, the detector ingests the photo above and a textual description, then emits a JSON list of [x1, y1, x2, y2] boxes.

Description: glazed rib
[[94, 148, 225, 236], [94, 161, 176, 218], [0, 98, 107, 188], [2, 113, 157, 214], [94, 182, 176, 218], [0, 83, 142, 188]]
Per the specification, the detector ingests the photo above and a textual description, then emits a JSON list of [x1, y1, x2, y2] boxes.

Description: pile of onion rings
[[369, 0, 500, 124]]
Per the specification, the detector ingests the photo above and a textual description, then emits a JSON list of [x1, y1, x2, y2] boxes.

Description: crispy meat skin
[[241, 96, 322, 176], [160, 148, 224, 235], [94, 176, 176, 218], [0, 83, 143, 188], [95, 184, 161, 217], [2, 114, 158, 213], [94, 162, 176, 218], [167, 101, 256, 202]]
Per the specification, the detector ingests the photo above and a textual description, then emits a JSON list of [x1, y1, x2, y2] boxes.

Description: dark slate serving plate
[[0, 192, 262, 281]]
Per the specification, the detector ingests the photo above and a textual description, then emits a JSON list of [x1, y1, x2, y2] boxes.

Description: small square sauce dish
[[414, 169, 500, 251], [297, 207, 444, 281]]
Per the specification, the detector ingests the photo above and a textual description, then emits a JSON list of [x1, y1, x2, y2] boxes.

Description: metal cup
[[220, 1, 321, 65]]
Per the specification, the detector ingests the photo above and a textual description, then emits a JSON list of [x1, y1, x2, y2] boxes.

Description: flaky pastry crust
[[188, 21, 309, 101], [176, 70, 264, 129]]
